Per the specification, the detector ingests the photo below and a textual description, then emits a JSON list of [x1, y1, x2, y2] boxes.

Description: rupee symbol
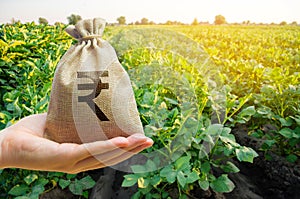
[[77, 71, 109, 121]]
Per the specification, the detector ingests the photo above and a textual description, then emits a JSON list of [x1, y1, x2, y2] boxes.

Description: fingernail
[[146, 138, 154, 145]]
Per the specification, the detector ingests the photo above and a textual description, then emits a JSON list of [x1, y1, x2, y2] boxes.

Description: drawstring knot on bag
[[80, 35, 102, 41]]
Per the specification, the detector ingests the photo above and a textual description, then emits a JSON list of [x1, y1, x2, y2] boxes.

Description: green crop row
[[0, 22, 96, 199], [111, 25, 299, 198], [174, 25, 300, 161], [110, 28, 258, 198], [0, 22, 71, 128]]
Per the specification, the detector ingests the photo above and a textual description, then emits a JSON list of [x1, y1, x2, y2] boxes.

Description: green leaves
[[24, 174, 38, 185], [199, 179, 210, 191], [236, 146, 259, 163], [220, 161, 240, 173], [177, 171, 186, 188], [175, 156, 191, 170], [122, 174, 139, 187], [69, 182, 83, 195], [286, 154, 298, 163], [0, 23, 70, 128], [58, 179, 71, 189], [2, 169, 95, 199], [235, 106, 256, 124], [186, 171, 200, 184], [279, 128, 299, 139], [210, 175, 235, 193], [131, 159, 157, 173], [5, 172, 47, 199], [201, 161, 211, 174], [160, 156, 199, 188], [160, 165, 177, 184], [61, 176, 96, 196], [8, 184, 29, 196], [127, 155, 200, 192]]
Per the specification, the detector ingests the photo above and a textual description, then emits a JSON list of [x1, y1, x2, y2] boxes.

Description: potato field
[[0, 22, 299, 199]]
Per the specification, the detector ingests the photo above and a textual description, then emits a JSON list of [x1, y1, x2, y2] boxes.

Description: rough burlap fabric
[[45, 18, 144, 144]]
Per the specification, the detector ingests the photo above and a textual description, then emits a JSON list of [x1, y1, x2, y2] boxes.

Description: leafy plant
[[109, 28, 258, 198], [122, 124, 257, 198], [0, 22, 72, 129], [250, 105, 300, 162], [0, 22, 95, 199], [177, 25, 299, 163], [58, 174, 96, 197]]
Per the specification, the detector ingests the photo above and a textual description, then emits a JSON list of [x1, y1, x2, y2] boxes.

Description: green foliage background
[[0, 22, 299, 198]]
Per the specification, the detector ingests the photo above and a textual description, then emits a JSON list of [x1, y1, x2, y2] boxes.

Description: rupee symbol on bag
[[77, 71, 109, 121]]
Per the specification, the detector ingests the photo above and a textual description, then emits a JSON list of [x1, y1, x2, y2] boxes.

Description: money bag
[[45, 18, 144, 143]]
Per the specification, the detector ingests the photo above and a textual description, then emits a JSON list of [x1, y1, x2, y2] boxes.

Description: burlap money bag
[[45, 18, 144, 144]]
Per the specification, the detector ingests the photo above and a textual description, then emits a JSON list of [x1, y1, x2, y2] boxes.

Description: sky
[[0, 0, 299, 24]]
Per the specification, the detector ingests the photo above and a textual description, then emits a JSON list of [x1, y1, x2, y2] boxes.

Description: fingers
[[95, 134, 153, 163], [75, 134, 150, 164], [128, 138, 153, 153], [76, 137, 130, 160], [70, 135, 153, 173], [127, 135, 154, 151], [103, 139, 153, 166], [71, 141, 152, 173], [77, 134, 148, 159]]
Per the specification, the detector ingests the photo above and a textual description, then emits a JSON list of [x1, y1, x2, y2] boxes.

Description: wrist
[[0, 128, 8, 168]]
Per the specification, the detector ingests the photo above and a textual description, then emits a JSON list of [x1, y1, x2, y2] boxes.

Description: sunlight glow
[[0, 0, 299, 24]]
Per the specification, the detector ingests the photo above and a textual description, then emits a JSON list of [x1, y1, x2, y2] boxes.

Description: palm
[[0, 114, 153, 173]]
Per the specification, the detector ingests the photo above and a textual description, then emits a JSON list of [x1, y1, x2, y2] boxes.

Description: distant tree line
[[114, 15, 227, 26], [113, 15, 298, 26], [9, 14, 299, 26]]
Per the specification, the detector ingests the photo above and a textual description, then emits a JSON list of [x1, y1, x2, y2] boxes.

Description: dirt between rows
[[227, 124, 300, 199], [41, 124, 300, 199]]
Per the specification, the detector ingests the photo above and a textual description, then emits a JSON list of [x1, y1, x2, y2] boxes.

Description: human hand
[[0, 113, 153, 173]]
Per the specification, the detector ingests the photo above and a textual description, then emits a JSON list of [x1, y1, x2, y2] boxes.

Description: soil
[[41, 124, 300, 199], [227, 124, 300, 199]]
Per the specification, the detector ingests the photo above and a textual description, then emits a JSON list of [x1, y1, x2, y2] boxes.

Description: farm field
[[0, 22, 299, 198]]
